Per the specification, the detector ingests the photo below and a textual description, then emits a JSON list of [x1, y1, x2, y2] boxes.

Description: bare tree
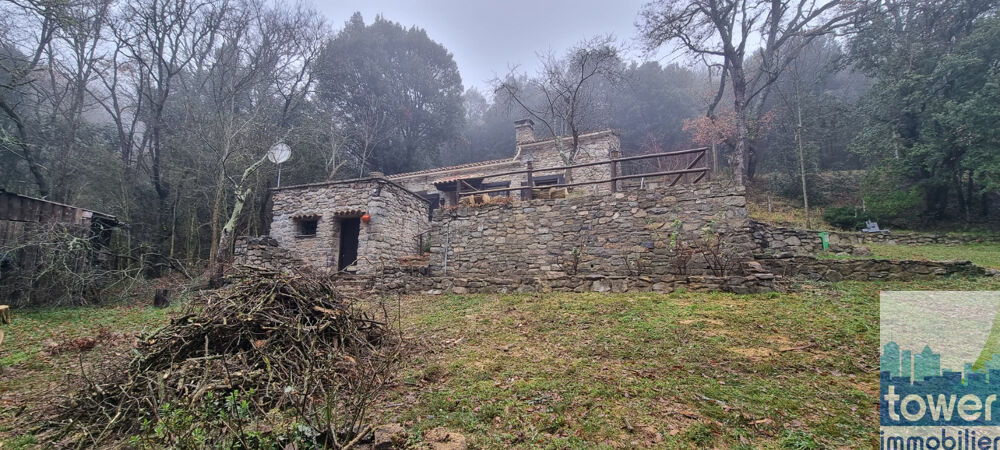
[[184, 0, 329, 264], [0, 0, 65, 198], [112, 0, 226, 251], [321, 120, 350, 180], [44, 0, 113, 200], [495, 35, 623, 171], [639, 0, 858, 185]]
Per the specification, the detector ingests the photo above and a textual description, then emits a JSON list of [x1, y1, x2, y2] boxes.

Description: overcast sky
[[315, 0, 657, 92]]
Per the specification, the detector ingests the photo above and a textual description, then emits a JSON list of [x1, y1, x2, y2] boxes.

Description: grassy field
[[3, 278, 999, 448], [0, 301, 181, 447], [747, 201, 828, 230], [377, 278, 996, 448]]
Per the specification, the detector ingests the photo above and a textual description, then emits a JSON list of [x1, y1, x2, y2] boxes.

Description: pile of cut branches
[[55, 266, 399, 448]]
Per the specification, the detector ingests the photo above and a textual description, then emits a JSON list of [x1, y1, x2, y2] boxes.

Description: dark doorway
[[415, 191, 441, 219], [338, 217, 361, 271]]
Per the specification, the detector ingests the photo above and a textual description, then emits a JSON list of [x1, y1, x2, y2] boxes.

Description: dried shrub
[[53, 266, 400, 448], [563, 246, 584, 275], [692, 229, 745, 277], [662, 220, 694, 275], [666, 219, 744, 277], [671, 241, 695, 276], [0, 223, 140, 307], [624, 252, 649, 277]]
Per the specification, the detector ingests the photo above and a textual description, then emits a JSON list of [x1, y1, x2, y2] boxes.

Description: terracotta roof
[[387, 158, 514, 179], [432, 175, 485, 185], [332, 209, 366, 217]]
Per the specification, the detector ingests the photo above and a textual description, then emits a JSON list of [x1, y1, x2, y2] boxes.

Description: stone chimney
[[514, 119, 535, 144]]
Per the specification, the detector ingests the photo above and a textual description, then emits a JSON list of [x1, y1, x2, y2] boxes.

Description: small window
[[533, 174, 564, 186], [482, 181, 511, 197], [295, 217, 319, 237]]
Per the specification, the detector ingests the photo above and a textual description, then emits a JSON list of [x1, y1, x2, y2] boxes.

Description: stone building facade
[[269, 177, 429, 274], [389, 120, 621, 210]]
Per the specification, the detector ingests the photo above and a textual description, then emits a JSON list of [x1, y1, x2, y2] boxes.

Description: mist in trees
[[0, 3, 469, 268], [314, 13, 465, 176], [847, 0, 1000, 225], [1, 0, 336, 267], [758, 36, 868, 210], [496, 36, 625, 169], [2, 0, 999, 277]]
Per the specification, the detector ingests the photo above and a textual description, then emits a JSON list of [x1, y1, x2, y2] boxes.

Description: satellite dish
[[267, 142, 291, 164]]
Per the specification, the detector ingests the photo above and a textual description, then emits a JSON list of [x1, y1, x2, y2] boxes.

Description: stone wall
[[233, 236, 304, 270], [751, 221, 1000, 256], [374, 270, 776, 295], [851, 231, 1000, 246], [427, 182, 755, 278], [269, 177, 429, 274], [758, 255, 986, 282], [750, 221, 861, 255]]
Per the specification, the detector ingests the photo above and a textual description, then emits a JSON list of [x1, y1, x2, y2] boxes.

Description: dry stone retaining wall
[[751, 221, 1000, 256], [233, 236, 302, 271], [759, 255, 986, 282], [428, 183, 756, 278], [374, 268, 776, 295]]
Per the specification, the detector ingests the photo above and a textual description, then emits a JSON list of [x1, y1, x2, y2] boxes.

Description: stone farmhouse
[[241, 120, 998, 293], [242, 120, 790, 294], [266, 120, 627, 274]]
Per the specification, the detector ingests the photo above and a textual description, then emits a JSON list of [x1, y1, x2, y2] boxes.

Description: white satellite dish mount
[[267, 142, 291, 187]]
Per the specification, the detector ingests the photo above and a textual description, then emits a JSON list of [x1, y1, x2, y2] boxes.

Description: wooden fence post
[[610, 150, 621, 192], [522, 161, 534, 201]]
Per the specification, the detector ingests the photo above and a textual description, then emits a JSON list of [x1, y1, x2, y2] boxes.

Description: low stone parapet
[[233, 236, 304, 270], [751, 220, 1000, 256], [757, 254, 987, 282]]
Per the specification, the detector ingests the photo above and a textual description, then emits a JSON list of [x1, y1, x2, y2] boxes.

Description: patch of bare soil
[[729, 347, 777, 359], [424, 427, 468, 450]]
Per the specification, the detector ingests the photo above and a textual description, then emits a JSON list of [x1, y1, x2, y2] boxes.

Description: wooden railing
[[455, 147, 710, 201]]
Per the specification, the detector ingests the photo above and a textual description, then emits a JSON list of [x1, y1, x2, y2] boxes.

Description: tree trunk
[[208, 171, 227, 264], [153, 290, 170, 308], [795, 88, 811, 229], [0, 99, 51, 197], [218, 186, 250, 263], [730, 66, 750, 187], [217, 155, 269, 264]]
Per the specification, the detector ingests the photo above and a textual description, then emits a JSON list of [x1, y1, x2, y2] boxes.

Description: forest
[[1, 0, 999, 270]]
